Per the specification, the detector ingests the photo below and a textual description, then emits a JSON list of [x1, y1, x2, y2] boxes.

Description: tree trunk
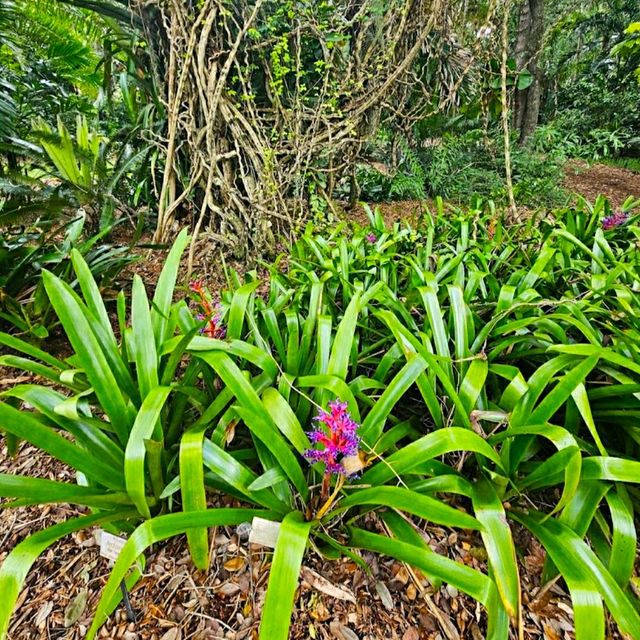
[[514, 0, 545, 144]]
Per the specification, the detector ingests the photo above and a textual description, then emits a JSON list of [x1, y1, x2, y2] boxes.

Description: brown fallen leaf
[[160, 628, 181, 640], [393, 565, 410, 585], [542, 623, 562, 640], [302, 567, 357, 603], [218, 582, 241, 596], [34, 601, 54, 629], [402, 627, 420, 640], [329, 620, 359, 640], [224, 556, 246, 572], [375, 581, 394, 611], [64, 588, 88, 628]]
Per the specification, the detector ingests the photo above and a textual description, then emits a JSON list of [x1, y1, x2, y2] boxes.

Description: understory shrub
[[1, 196, 640, 639], [0, 212, 136, 338]]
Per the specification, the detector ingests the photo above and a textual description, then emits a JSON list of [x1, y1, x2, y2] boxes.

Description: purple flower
[[365, 233, 377, 243], [304, 401, 360, 476], [602, 212, 628, 230]]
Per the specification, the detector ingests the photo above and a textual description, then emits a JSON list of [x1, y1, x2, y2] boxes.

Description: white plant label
[[99, 531, 127, 563], [249, 517, 281, 548]]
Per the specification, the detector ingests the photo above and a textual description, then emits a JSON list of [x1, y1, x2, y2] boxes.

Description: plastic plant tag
[[248, 517, 281, 548], [98, 530, 127, 564]]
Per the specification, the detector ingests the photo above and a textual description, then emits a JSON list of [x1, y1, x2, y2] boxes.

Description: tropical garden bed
[[3, 1, 640, 638], [2, 195, 640, 640]]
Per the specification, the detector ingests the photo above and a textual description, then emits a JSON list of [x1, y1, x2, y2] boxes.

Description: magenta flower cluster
[[304, 401, 360, 475], [365, 233, 377, 243], [602, 211, 629, 230]]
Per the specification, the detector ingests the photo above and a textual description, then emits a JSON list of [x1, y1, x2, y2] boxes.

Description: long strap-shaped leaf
[[202, 440, 287, 512], [376, 309, 468, 428], [151, 228, 188, 347], [0, 402, 124, 490], [0, 474, 132, 509], [0, 331, 68, 370], [131, 275, 159, 400], [70, 249, 121, 359], [329, 486, 480, 530], [361, 427, 503, 486], [360, 355, 428, 444], [4, 384, 124, 471], [189, 337, 278, 380], [87, 509, 274, 639], [471, 479, 521, 626], [348, 527, 508, 640], [490, 423, 581, 515], [259, 512, 311, 640], [42, 270, 133, 443], [605, 486, 636, 588], [327, 292, 361, 379], [180, 389, 239, 570], [0, 510, 135, 640], [233, 406, 308, 502], [513, 512, 640, 639], [261, 387, 311, 454], [125, 387, 172, 518]]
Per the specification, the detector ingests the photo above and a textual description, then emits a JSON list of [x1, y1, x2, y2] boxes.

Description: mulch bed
[[1, 435, 623, 640], [563, 161, 640, 209]]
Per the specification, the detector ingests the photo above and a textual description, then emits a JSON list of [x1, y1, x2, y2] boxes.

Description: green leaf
[[348, 527, 508, 640], [471, 479, 520, 621], [0, 331, 67, 370], [327, 292, 361, 379], [361, 428, 503, 486], [131, 275, 159, 400], [0, 474, 132, 509], [125, 387, 172, 518], [261, 388, 311, 454], [605, 486, 635, 588], [233, 406, 308, 502], [259, 512, 311, 640], [202, 440, 287, 512], [0, 402, 124, 491], [527, 355, 599, 425], [331, 486, 480, 530], [227, 280, 259, 340], [360, 355, 428, 444], [151, 229, 189, 347], [43, 270, 133, 444], [513, 512, 640, 639]]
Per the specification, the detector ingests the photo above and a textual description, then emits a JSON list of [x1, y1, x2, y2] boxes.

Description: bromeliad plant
[[0, 229, 270, 637], [0, 257, 506, 638], [2, 196, 640, 640], [79, 287, 525, 640]]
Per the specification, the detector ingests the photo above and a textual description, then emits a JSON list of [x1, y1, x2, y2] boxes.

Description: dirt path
[[563, 160, 640, 208]]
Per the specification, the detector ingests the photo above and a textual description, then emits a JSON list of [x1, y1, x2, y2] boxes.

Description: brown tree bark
[[513, 0, 545, 143]]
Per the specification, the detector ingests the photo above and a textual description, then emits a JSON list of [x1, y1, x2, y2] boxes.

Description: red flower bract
[[190, 280, 226, 339]]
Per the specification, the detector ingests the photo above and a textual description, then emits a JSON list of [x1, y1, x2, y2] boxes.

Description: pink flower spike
[[366, 233, 377, 243], [304, 401, 360, 476], [602, 211, 628, 230]]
